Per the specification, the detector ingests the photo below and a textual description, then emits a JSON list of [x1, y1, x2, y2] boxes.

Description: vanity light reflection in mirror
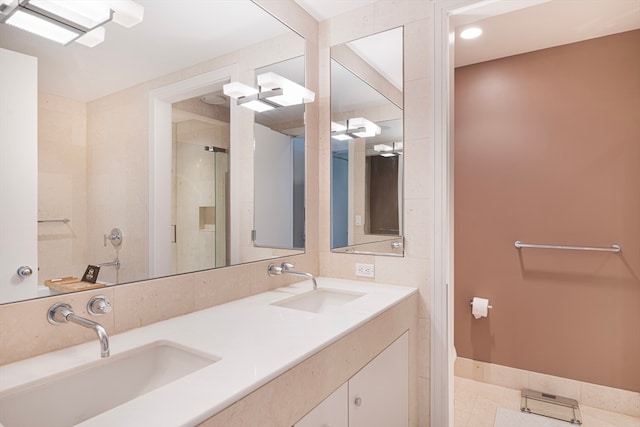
[[0, 0, 307, 304], [330, 27, 404, 256]]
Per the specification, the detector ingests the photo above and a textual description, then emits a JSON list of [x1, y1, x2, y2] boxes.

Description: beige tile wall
[[318, 2, 432, 425], [0, 257, 314, 366], [37, 92, 88, 285]]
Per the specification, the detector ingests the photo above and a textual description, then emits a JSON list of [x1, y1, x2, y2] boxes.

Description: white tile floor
[[454, 376, 640, 427]]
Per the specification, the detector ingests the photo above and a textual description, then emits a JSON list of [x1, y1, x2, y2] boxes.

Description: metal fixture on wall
[[98, 257, 120, 270], [223, 72, 315, 112], [331, 117, 382, 141], [87, 295, 112, 315], [374, 141, 403, 157], [37, 218, 70, 224], [0, 0, 144, 47], [48, 302, 110, 357], [514, 240, 621, 253], [204, 145, 226, 153], [103, 227, 122, 248]]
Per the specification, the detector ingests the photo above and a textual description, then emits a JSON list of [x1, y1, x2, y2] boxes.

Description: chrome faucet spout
[[281, 262, 318, 290], [48, 303, 110, 358], [283, 270, 318, 290], [65, 313, 110, 358], [98, 257, 120, 270]]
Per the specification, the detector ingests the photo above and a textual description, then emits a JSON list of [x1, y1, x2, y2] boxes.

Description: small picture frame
[[82, 265, 100, 283]]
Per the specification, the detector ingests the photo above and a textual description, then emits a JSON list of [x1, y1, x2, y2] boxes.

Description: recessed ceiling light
[[200, 93, 226, 105], [460, 27, 482, 40]]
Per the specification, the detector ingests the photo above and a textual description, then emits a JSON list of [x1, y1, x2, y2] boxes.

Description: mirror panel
[[0, 0, 306, 304], [253, 57, 306, 251], [330, 27, 404, 256]]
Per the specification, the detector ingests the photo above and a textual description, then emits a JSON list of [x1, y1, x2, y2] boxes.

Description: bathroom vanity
[[0, 278, 417, 427]]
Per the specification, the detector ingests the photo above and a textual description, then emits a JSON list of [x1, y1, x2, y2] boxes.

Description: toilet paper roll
[[472, 297, 490, 319]]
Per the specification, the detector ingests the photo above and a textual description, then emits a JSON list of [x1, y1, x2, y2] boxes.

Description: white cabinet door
[[0, 48, 38, 303], [348, 332, 409, 427], [294, 332, 408, 427], [294, 383, 348, 427]]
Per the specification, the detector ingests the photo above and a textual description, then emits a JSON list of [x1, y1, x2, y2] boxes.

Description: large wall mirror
[[0, 0, 308, 304], [330, 27, 404, 256]]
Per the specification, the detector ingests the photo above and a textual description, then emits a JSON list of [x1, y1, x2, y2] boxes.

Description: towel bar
[[38, 218, 70, 224], [514, 240, 621, 253]]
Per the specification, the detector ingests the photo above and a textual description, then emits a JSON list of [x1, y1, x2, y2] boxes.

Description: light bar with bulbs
[[223, 73, 315, 113], [374, 141, 403, 157], [0, 0, 143, 47], [257, 72, 315, 107], [331, 117, 382, 140]]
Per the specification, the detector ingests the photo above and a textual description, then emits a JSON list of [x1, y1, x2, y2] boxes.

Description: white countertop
[[0, 278, 415, 427]]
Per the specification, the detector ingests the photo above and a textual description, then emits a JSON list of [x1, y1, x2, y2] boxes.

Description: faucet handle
[[281, 262, 295, 271], [88, 295, 112, 315], [267, 263, 283, 276], [48, 303, 74, 324]]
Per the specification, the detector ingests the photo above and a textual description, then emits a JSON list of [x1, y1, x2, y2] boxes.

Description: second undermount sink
[[272, 288, 365, 313], [0, 341, 219, 427]]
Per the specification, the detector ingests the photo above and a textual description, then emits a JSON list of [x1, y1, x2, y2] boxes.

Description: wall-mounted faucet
[[103, 228, 122, 248], [47, 302, 110, 358], [268, 262, 318, 290], [98, 258, 121, 270]]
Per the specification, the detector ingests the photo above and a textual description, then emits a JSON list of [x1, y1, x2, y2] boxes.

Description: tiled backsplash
[[0, 257, 316, 366]]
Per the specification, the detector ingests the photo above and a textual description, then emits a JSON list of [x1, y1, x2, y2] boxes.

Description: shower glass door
[[172, 118, 229, 274]]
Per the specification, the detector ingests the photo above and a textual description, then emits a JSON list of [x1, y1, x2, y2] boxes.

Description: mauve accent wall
[[454, 30, 640, 392]]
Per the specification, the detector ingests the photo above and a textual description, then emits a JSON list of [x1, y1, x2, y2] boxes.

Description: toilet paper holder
[[469, 300, 493, 309]]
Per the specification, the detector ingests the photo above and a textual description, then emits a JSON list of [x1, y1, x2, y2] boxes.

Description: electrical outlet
[[355, 263, 374, 278]]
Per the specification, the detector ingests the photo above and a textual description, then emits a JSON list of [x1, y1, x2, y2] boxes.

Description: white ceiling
[[454, 0, 640, 67], [293, 0, 376, 21], [296, 0, 640, 92]]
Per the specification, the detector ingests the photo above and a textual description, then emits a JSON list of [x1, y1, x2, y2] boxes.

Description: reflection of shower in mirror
[[103, 228, 123, 249]]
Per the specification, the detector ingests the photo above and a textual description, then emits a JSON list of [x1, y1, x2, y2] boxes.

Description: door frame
[[430, 1, 554, 425], [148, 64, 239, 278]]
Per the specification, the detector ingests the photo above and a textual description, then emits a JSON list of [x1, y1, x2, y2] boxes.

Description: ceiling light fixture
[[374, 141, 403, 157], [257, 72, 315, 107], [331, 118, 382, 141], [0, 0, 144, 47], [331, 121, 347, 132], [331, 133, 353, 141], [460, 27, 482, 40], [199, 93, 227, 106], [374, 144, 393, 152], [347, 117, 381, 138], [223, 73, 315, 113], [330, 121, 352, 140]]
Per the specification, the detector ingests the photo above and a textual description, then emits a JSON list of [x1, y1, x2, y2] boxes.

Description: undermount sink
[[0, 341, 219, 427], [272, 288, 365, 313]]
